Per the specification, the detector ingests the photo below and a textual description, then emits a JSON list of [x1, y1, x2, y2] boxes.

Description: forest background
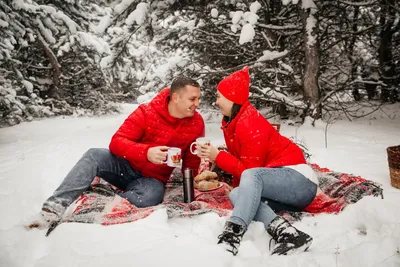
[[1, 0, 399, 127]]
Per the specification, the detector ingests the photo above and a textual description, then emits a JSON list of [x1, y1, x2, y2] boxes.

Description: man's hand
[[147, 146, 169, 164]]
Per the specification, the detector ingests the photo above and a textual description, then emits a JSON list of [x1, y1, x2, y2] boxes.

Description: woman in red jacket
[[198, 66, 318, 256]]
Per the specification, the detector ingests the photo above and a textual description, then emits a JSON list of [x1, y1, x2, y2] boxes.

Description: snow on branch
[[76, 32, 111, 55], [257, 50, 289, 62], [114, 0, 136, 15], [257, 23, 301, 30], [302, 0, 317, 9], [125, 3, 148, 26], [54, 11, 78, 34], [253, 85, 307, 109]]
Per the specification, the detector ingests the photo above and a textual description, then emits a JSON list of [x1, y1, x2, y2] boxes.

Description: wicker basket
[[387, 145, 400, 189]]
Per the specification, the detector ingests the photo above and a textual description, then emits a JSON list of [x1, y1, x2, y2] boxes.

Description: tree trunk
[[348, 7, 363, 101], [379, 0, 396, 102], [37, 33, 61, 99], [300, 2, 320, 116]]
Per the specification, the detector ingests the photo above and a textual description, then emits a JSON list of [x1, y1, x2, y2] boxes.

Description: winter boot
[[217, 221, 246, 256], [25, 208, 62, 230], [267, 215, 313, 255]]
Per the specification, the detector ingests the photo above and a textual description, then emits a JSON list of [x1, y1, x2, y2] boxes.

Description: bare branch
[[337, 0, 377, 6]]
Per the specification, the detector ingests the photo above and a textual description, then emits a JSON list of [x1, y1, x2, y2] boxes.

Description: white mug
[[162, 147, 182, 167], [190, 137, 210, 155]]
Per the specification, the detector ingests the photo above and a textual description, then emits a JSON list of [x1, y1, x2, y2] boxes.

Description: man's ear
[[171, 92, 179, 103]]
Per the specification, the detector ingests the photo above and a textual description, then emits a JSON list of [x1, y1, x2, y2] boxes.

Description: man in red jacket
[[27, 76, 204, 229]]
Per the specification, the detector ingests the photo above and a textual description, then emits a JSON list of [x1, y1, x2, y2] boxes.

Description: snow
[[306, 14, 317, 47], [261, 87, 306, 108], [3, 39, 14, 50], [152, 56, 188, 80], [303, 0, 318, 47], [302, 0, 317, 9], [282, 0, 300, 5], [211, 8, 218, 18], [250, 1, 262, 13], [231, 24, 239, 33], [243, 12, 259, 25], [125, 3, 148, 26], [114, 0, 136, 15], [37, 18, 56, 44], [12, 0, 39, 11], [0, 18, 8, 27], [76, 32, 111, 55], [22, 80, 33, 93], [54, 11, 78, 34], [1, 103, 400, 267], [239, 23, 255, 44], [137, 91, 156, 104], [258, 50, 288, 62], [279, 61, 293, 72], [92, 14, 112, 34], [232, 11, 243, 25]]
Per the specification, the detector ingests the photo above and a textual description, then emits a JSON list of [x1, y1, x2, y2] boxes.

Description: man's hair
[[170, 76, 200, 98]]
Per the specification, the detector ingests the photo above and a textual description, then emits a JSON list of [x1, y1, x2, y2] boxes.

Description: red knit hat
[[217, 66, 250, 105]]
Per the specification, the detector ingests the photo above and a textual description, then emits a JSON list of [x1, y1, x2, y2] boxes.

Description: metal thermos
[[183, 168, 195, 203]]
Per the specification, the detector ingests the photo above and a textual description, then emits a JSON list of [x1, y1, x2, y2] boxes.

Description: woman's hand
[[198, 143, 220, 161]]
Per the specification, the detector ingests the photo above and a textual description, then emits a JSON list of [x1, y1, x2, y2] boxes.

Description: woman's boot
[[217, 221, 246, 255], [267, 215, 312, 255]]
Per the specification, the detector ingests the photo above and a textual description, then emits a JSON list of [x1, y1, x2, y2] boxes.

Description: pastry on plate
[[194, 171, 220, 191]]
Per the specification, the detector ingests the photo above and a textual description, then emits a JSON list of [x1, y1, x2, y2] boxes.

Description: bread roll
[[194, 170, 218, 182], [194, 180, 220, 191]]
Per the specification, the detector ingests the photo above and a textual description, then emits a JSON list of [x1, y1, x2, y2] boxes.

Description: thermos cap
[[183, 168, 192, 178]]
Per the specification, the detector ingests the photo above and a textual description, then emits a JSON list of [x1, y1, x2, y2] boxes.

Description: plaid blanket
[[62, 164, 383, 226]]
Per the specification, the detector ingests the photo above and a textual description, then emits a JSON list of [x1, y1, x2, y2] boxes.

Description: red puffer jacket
[[109, 88, 204, 183], [215, 101, 306, 188]]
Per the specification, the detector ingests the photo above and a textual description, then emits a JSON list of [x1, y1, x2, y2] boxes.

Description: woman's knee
[[240, 168, 262, 188]]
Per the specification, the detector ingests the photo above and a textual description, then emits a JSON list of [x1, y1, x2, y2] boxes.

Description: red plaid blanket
[[62, 164, 383, 225]]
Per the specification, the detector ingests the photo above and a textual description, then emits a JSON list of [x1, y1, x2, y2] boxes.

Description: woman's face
[[216, 90, 234, 117]]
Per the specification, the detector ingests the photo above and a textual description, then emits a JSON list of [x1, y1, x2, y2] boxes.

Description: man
[[27, 76, 204, 229]]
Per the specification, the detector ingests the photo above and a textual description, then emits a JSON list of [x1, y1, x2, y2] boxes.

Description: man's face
[[173, 85, 201, 118], [216, 90, 233, 117]]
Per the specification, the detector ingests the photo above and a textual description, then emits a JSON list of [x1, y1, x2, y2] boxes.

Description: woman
[[198, 66, 319, 256]]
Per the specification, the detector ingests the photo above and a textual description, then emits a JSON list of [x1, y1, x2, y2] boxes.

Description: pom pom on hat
[[217, 66, 250, 105]]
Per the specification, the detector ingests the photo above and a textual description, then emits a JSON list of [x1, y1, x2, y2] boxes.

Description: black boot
[[217, 221, 246, 256], [267, 216, 313, 255]]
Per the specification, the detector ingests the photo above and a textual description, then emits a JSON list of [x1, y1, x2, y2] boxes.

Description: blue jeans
[[43, 148, 165, 213], [229, 167, 317, 230]]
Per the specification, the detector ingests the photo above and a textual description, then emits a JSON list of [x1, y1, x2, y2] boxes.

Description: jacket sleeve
[[109, 106, 150, 164], [215, 130, 269, 186], [181, 118, 205, 176]]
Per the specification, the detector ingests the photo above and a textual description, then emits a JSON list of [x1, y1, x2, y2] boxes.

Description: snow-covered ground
[[1, 103, 399, 267]]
